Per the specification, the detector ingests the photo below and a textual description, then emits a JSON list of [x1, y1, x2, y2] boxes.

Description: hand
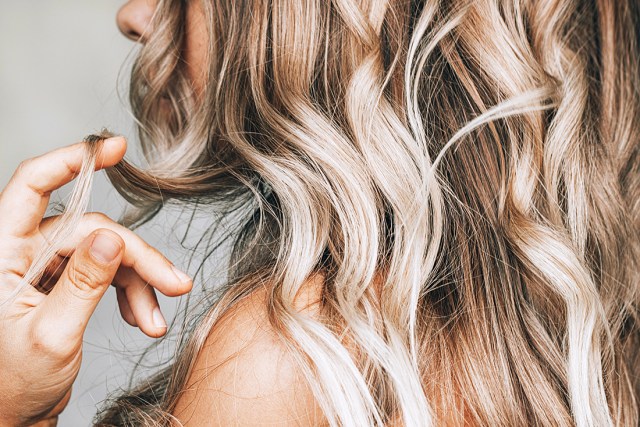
[[0, 137, 192, 426]]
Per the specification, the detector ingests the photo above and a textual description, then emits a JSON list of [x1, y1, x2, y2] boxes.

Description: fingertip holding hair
[[82, 128, 128, 172], [78, 128, 165, 228], [83, 128, 118, 145], [11, 129, 110, 303]]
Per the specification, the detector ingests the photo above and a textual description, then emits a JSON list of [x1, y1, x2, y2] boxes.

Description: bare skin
[[0, 137, 192, 426], [171, 275, 328, 426]]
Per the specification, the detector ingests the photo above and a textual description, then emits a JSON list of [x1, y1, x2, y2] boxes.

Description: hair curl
[[89, 0, 640, 425]]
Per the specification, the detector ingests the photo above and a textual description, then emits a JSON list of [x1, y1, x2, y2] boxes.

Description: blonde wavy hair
[[61, 0, 640, 425]]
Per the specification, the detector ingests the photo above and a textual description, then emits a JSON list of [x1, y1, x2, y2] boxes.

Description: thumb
[[40, 229, 124, 339]]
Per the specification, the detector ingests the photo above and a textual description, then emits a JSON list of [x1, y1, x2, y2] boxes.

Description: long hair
[[85, 0, 640, 425]]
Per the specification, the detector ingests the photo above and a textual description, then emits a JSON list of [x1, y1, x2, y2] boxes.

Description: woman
[[0, 0, 638, 425]]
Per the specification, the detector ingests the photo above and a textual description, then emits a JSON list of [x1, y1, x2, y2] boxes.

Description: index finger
[[0, 136, 126, 236]]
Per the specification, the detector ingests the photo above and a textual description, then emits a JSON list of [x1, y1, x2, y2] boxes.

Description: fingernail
[[90, 233, 122, 263], [152, 307, 167, 329], [171, 265, 191, 284]]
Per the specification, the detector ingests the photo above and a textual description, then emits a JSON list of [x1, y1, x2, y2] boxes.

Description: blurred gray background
[[0, 2, 215, 425]]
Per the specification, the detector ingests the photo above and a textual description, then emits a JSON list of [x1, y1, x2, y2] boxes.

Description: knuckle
[[83, 211, 110, 225], [16, 158, 35, 177], [136, 235, 160, 258], [141, 238, 155, 255], [67, 262, 103, 296], [132, 239, 161, 270], [29, 323, 66, 358]]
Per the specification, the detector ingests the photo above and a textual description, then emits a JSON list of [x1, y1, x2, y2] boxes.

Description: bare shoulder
[[172, 274, 326, 426]]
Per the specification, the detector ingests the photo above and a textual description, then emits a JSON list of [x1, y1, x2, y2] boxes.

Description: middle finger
[[38, 213, 192, 297]]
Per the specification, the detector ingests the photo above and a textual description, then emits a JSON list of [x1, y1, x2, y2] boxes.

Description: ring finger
[[113, 267, 168, 338]]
